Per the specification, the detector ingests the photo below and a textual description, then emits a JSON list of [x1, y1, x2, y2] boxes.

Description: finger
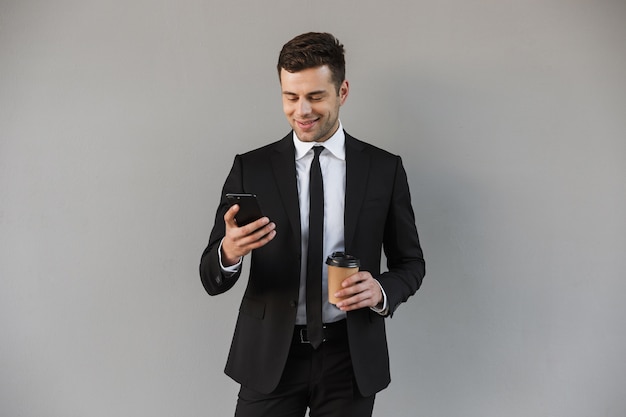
[[336, 290, 374, 311], [243, 221, 276, 245], [333, 281, 361, 301], [334, 284, 367, 308], [341, 270, 372, 287], [224, 204, 240, 227], [337, 272, 370, 297], [247, 227, 277, 249], [239, 216, 271, 235]]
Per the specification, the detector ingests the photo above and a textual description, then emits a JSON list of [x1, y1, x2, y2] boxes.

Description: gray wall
[[1, 1, 625, 416]]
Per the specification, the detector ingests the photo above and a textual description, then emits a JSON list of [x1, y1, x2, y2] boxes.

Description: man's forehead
[[279, 66, 333, 85]]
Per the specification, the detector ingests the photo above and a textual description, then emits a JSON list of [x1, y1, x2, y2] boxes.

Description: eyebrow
[[282, 90, 328, 96]]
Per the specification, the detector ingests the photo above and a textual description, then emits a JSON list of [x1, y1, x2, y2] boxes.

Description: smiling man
[[200, 32, 425, 417]]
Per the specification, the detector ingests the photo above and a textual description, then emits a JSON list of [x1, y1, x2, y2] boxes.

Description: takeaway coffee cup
[[326, 252, 360, 305]]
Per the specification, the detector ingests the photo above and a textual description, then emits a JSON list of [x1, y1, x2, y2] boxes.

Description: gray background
[[1, 0, 625, 416]]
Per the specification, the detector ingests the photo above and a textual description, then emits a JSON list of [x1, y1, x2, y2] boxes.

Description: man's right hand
[[221, 204, 276, 266]]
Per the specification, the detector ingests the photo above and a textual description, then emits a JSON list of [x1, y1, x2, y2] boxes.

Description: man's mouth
[[296, 119, 318, 130]]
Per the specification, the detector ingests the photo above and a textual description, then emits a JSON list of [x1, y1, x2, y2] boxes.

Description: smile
[[296, 119, 318, 129]]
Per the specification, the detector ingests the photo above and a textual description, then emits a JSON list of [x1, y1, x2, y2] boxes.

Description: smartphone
[[225, 193, 264, 226]]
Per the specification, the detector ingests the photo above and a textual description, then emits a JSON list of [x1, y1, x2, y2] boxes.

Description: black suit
[[200, 131, 425, 397]]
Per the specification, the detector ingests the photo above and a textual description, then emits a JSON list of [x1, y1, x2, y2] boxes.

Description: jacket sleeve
[[199, 155, 244, 295], [377, 156, 425, 317]]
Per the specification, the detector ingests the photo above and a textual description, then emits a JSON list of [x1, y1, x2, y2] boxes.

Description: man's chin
[[294, 130, 319, 143]]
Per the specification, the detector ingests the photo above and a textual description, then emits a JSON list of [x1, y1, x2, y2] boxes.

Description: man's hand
[[221, 204, 276, 266], [334, 271, 383, 311]]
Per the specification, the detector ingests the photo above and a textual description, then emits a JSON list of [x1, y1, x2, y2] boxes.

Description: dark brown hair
[[277, 32, 346, 93]]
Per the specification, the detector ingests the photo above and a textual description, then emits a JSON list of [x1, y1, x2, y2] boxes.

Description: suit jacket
[[200, 132, 425, 397]]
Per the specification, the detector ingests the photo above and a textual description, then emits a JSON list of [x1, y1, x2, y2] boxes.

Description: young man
[[200, 32, 425, 417]]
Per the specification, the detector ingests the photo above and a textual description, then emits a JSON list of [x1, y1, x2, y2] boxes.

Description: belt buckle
[[299, 326, 328, 344], [299, 328, 310, 344]]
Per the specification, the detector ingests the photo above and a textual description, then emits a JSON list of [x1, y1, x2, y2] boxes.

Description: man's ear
[[339, 80, 349, 105]]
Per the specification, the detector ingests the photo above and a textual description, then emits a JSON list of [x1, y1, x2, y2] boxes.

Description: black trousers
[[234, 321, 376, 417]]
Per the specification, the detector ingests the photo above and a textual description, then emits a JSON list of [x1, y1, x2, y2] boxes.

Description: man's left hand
[[334, 271, 383, 311]]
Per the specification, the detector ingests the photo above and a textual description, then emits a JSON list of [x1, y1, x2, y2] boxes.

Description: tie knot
[[312, 146, 324, 158]]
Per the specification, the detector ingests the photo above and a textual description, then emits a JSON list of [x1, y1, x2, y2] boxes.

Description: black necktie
[[306, 146, 324, 348]]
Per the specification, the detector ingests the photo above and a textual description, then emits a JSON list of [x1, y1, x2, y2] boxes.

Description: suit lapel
[[344, 134, 369, 252], [271, 134, 301, 247]]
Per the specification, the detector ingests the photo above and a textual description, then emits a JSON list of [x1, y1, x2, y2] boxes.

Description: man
[[200, 32, 425, 417]]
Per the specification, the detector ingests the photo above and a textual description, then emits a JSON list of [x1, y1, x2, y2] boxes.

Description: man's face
[[280, 65, 349, 143]]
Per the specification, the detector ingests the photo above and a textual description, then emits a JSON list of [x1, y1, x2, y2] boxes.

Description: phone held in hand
[[225, 193, 264, 226]]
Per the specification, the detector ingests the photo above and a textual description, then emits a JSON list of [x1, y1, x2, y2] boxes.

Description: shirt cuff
[[218, 239, 242, 274], [370, 279, 389, 316]]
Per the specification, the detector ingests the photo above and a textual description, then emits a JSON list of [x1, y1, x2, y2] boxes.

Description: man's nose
[[296, 99, 311, 116]]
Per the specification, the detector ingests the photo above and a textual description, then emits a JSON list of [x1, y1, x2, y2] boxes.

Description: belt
[[293, 319, 347, 344]]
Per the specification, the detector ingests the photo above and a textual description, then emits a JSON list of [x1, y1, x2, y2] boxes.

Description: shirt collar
[[293, 121, 346, 161]]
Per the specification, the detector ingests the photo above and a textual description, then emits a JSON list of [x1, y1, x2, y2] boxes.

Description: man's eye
[[310, 97, 322, 101]]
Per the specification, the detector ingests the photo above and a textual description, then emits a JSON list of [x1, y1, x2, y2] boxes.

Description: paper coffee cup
[[326, 252, 360, 305]]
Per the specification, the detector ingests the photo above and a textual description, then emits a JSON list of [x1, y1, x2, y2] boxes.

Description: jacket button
[[289, 300, 297, 308]]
